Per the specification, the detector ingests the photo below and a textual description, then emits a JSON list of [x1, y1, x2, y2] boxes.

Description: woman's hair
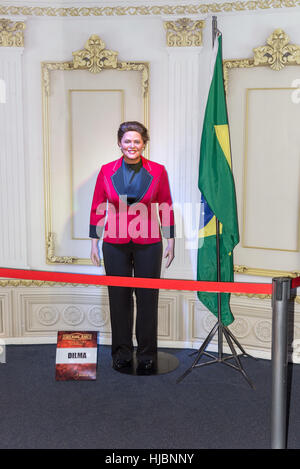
[[117, 121, 149, 145]]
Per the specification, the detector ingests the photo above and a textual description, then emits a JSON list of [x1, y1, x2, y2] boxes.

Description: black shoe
[[112, 358, 132, 370], [136, 359, 156, 372]]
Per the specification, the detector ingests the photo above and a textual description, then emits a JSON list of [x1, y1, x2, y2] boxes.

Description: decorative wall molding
[[224, 29, 300, 92], [234, 264, 300, 279], [42, 35, 149, 98], [253, 29, 300, 71], [0, 285, 299, 360], [73, 34, 118, 73], [0, 18, 25, 47], [42, 34, 149, 264], [14, 288, 112, 338], [0, 291, 13, 338], [224, 29, 300, 279], [0, 1, 300, 18], [164, 18, 205, 47], [46, 233, 75, 264]]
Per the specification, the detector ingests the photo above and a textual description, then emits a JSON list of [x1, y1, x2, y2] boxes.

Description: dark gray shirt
[[122, 158, 143, 205]]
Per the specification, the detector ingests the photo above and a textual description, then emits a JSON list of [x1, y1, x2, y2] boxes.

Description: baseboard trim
[[1, 336, 272, 360]]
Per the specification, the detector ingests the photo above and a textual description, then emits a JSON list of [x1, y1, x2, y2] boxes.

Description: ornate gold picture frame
[[224, 29, 300, 278], [42, 35, 149, 265]]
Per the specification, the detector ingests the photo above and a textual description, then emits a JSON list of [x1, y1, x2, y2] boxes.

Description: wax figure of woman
[[90, 121, 175, 372]]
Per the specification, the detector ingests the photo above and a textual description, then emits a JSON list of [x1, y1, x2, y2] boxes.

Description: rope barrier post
[[271, 277, 291, 449]]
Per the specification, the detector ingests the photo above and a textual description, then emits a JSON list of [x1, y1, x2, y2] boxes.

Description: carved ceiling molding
[[0, 1, 300, 17]]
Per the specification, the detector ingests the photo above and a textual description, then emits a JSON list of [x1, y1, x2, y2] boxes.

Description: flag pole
[[212, 15, 218, 47], [212, 13, 225, 362], [213, 15, 223, 361], [176, 16, 256, 387]]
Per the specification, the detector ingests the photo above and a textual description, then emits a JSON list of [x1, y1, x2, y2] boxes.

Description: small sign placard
[[55, 331, 98, 381]]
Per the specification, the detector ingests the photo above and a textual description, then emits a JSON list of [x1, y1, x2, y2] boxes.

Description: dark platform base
[[112, 351, 180, 376]]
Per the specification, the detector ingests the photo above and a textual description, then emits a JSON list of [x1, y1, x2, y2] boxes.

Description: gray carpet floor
[[0, 344, 299, 450]]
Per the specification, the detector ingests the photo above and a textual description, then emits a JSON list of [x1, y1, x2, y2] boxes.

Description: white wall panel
[[0, 47, 28, 268]]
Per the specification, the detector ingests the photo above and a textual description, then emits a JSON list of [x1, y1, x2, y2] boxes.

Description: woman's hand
[[164, 238, 175, 268], [90, 239, 100, 266]]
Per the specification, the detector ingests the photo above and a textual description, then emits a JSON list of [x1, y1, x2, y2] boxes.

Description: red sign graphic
[[55, 331, 98, 381]]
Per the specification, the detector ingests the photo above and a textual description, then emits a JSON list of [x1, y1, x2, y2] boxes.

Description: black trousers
[[102, 241, 163, 362]]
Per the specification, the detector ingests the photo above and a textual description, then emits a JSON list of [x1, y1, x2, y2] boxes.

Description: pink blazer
[[89, 156, 175, 244]]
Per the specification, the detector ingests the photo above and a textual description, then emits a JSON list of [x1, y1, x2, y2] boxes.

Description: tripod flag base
[[176, 320, 256, 389]]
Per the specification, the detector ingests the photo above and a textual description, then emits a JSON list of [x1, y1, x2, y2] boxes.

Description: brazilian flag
[[197, 33, 239, 326]]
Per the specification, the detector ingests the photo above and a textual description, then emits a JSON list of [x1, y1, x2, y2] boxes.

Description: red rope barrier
[[292, 277, 300, 289], [0, 267, 273, 295]]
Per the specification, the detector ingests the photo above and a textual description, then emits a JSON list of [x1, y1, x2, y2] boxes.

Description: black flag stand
[[176, 17, 256, 388], [176, 218, 256, 387]]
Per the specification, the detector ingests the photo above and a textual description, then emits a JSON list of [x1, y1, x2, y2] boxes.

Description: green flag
[[197, 33, 239, 326]]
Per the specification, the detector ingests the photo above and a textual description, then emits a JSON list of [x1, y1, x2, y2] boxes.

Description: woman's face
[[119, 131, 144, 164]]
